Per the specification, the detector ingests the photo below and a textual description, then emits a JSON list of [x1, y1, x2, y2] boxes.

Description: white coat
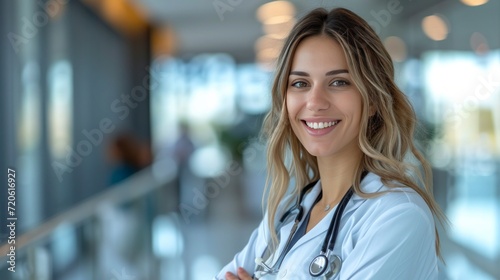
[[214, 172, 439, 280]]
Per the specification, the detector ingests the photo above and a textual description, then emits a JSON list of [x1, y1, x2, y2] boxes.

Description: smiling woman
[[286, 36, 363, 166], [215, 7, 446, 280]]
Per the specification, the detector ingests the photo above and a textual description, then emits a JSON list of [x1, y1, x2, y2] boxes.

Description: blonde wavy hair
[[262, 7, 446, 257]]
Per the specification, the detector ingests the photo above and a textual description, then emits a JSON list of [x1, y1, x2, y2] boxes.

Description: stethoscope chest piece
[[309, 254, 342, 279]]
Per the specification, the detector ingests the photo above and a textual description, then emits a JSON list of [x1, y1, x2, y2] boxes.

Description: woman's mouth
[[305, 120, 340, 130], [301, 120, 341, 136]]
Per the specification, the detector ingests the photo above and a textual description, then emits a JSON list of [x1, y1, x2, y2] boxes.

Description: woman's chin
[[303, 147, 334, 158]]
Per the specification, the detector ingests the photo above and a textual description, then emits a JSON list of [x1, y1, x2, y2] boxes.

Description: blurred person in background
[[97, 133, 152, 278], [173, 121, 196, 198], [107, 132, 151, 186], [217, 7, 446, 280]]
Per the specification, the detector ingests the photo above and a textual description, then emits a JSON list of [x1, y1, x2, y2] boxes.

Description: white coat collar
[[352, 172, 385, 200], [302, 172, 384, 207], [284, 172, 384, 254]]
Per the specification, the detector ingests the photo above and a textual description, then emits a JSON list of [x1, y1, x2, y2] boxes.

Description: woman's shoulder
[[355, 172, 434, 224]]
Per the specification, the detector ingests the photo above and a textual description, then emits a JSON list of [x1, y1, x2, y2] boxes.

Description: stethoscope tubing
[[255, 171, 367, 279], [253, 181, 317, 278], [323, 188, 354, 253]]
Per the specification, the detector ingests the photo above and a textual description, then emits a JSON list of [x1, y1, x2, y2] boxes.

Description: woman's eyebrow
[[289, 71, 309, 76], [326, 69, 349, 76], [289, 69, 349, 77]]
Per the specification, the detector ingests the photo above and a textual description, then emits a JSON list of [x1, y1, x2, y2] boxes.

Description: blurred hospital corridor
[[1, 0, 500, 279]]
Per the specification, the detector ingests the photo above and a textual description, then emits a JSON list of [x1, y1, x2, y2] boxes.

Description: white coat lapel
[[284, 173, 384, 254], [281, 181, 329, 253], [344, 172, 384, 216]]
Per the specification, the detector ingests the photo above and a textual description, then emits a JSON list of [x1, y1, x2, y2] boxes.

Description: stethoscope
[[254, 172, 367, 279]]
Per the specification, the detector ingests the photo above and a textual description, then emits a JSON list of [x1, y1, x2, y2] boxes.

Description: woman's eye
[[291, 81, 308, 88], [331, 80, 350, 87]]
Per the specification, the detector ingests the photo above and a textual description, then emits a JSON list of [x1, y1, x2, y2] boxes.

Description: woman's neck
[[317, 149, 363, 205]]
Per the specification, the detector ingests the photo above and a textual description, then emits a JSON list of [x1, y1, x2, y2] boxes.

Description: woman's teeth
[[305, 121, 339, 130]]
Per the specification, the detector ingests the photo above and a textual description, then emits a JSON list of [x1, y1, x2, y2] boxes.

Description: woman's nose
[[306, 86, 330, 112]]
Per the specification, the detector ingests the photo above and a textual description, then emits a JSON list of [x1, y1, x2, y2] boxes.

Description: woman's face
[[286, 35, 363, 160]]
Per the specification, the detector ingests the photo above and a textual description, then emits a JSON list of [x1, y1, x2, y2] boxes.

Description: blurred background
[[0, 0, 499, 279]]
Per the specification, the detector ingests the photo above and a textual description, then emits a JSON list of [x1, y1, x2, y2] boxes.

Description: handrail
[[0, 161, 176, 259]]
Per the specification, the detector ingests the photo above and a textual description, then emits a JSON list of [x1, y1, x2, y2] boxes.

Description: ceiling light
[[461, 0, 488, 6], [256, 49, 279, 70], [263, 15, 294, 25], [255, 36, 283, 64], [383, 36, 407, 62], [470, 32, 489, 54], [256, 1, 295, 24], [262, 19, 295, 39], [422, 15, 449, 41], [255, 35, 283, 52]]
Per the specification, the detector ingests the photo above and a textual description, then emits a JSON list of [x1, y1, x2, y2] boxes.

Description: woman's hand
[[225, 267, 253, 280]]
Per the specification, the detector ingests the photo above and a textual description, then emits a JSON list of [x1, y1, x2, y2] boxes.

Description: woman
[[216, 7, 445, 280]]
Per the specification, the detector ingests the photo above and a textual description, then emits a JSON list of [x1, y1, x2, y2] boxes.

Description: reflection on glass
[[51, 223, 77, 272], [48, 60, 73, 159], [20, 62, 42, 152], [237, 64, 271, 114], [153, 214, 186, 279], [152, 214, 184, 258], [150, 56, 186, 149], [422, 51, 500, 261], [150, 55, 272, 157], [187, 54, 237, 125], [189, 145, 231, 178], [19, 61, 43, 230], [191, 255, 220, 280]]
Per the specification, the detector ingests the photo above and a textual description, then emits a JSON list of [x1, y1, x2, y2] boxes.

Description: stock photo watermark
[[6, 168, 17, 272], [367, 0, 403, 34], [213, 0, 244, 21], [7, 0, 69, 53], [110, 267, 137, 280], [51, 63, 162, 182], [179, 138, 265, 223], [445, 73, 499, 127], [179, 159, 243, 223], [213, 0, 407, 29]]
